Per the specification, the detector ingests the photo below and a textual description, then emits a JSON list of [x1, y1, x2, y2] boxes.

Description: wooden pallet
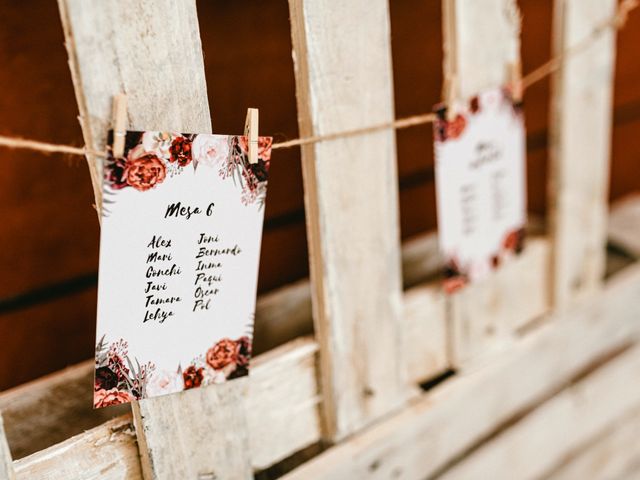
[[1, 0, 637, 478]]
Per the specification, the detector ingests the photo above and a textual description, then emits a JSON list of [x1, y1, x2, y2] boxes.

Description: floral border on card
[[433, 87, 526, 294]]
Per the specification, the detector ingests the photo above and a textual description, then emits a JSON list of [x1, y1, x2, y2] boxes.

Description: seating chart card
[[94, 130, 271, 408], [433, 87, 527, 294]]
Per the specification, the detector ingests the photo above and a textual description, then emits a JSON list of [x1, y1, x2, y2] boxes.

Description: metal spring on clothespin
[[244, 108, 259, 164], [112, 93, 128, 159]]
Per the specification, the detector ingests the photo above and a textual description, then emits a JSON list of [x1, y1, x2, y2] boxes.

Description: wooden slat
[[278, 263, 640, 479], [548, 404, 640, 480], [247, 338, 320, 471], [443, 0, 521, 101], [608, 193, 640, 259], [440, 345, 640, 479], [0, 416, 14, 480], [288, 0, 408, 440], [549, 0, 617, 308], [0, 360, 127, 460], [442, 0, 547, 366], [56, 1, 253, 478], [450, 238, 550, 364], [14, 416, 141, 480]]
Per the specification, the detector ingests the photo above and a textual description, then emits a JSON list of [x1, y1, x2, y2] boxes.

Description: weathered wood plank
[[440, 345, 640, 479], [57, 1, 253, 478], [14, 416, 141, 480], [443, 0, 521, 101], [608, 193, 640, 259], [548, 404, 640, 480], [288, 0, 408, 440], [0, 416, 14, 480], [449, 238, 550, 364], [442, 0, 548, 366], [279, 263, 640, 479], [0, 361, 127, 460], [549, 0, 617, 308], [247, 338, 320, 471]]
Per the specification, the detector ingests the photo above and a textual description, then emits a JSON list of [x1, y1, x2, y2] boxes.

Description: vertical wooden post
[[549, 0, 617, 309], [57, 1, 252, 478], [0, 415, 15, 480], [443, 0, 529, 365], [288, 0, 407, 441]]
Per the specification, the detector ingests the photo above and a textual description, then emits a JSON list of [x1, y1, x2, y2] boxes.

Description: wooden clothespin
[[244, 108, 259, 164], [112, 93, 128, 158], [443, 74, 458, 121], [508, 60, 523, 103]]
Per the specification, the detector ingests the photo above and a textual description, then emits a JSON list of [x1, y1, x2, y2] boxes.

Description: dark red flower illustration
[[95, 366, 118, 391], [470, 96, 480, 114], [169, 136, 193, 166], [182, 365, 204, 390], [503, 228, 525, 254], [445, 114, 467, 140], [106, 157, 129, 189], [124, 153, 167, 191], [235, 336, 252, 368]]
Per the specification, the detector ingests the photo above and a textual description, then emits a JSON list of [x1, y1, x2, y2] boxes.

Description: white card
[[94, 131, 271, 407], [433, 87, 527, 293]]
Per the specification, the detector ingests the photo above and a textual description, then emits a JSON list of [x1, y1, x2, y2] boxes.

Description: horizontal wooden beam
[[440, 344, 640, 479], [548, 404, 640, 479]]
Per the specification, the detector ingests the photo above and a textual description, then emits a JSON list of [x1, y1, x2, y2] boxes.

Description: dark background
[[1, 1, 638, 390]]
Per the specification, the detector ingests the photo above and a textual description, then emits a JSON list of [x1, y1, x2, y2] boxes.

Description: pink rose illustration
[[94, 388, 133, 408], [169, 136, 193, 166], [192, 134, 230, 168], [146, 370, 182, 397]]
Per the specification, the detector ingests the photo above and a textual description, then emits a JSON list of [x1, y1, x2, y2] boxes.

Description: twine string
[[0, 0, 636, 158]]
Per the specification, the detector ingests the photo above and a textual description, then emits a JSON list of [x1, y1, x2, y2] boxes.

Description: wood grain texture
[[440, 345, 640, 479], [443, 0, 521, 101], [548, 404, 640, 480], [549, 0, 617, 309], [57, 1, 253, 478], [14, 416, 141, 480], [450, 237, 550, 364], [279, 263, 640, 479], [608, 193, 640, 259], [288, 0, 408, 440], [0, 361, 127, 460], [0, 416, 14, 480]]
